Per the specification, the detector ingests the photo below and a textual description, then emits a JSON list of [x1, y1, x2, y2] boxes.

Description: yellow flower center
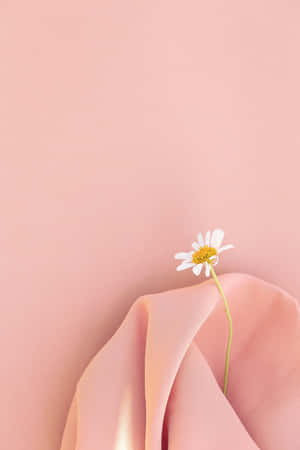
[[192, 246, 217, 264]]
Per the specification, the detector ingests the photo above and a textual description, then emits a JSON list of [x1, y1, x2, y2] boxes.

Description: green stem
[[209, 263, 233, 396]]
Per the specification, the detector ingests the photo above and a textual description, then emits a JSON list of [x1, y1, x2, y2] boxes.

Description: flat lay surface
[[1, 1, 300, 449]]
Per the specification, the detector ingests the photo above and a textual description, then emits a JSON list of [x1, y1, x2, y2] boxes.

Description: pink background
[[0, 2, 299, 449]]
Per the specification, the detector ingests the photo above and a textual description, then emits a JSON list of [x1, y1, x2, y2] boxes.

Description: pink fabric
[[61, 274, 300, 449]]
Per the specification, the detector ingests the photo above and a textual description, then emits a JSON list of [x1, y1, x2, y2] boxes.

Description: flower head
[[174, 229, 234, 277]]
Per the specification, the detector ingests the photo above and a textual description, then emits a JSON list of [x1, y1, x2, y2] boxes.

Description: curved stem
[[209, 264, 233, 396]]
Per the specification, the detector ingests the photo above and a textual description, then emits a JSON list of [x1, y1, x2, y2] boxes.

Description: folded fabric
[[61, 273, 300, 449]]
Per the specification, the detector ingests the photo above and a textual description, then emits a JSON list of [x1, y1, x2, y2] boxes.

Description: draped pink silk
[[61, 274, 300, 449]]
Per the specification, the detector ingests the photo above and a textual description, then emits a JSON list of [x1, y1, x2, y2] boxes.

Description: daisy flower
[[174, 228, 234, 396], [174, 229, 234, 277]]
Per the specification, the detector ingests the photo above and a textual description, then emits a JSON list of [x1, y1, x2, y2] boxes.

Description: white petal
[[218, 244, 234, 254], [192, 264, 203, 276], [176, 262, 195, 271], [211, 229, 224, 249], [192, 241, 200, 251], [174, 251, 193, 260], [197, 232, 204, 247], [205, 230, 211, 246], [205, 262, 211, 277], [210, 255, 219, 265]]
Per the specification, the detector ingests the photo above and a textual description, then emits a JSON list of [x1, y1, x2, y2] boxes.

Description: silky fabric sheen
[[61, 274, 300, 449]]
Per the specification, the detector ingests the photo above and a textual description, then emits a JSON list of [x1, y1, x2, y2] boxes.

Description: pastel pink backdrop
[[0, 1, 299, 449]]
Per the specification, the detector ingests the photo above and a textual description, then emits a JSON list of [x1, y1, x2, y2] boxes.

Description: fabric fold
[[61, 273, 300, 450]]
